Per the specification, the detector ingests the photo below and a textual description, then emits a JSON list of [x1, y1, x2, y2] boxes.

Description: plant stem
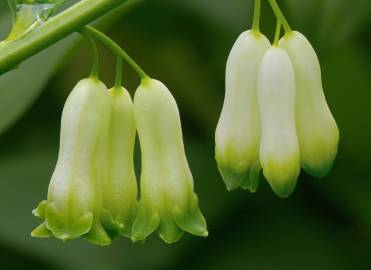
[[0, 0, 128, 76], [267, 0, 291, 33], [79, 29, 99, 79], [84, 26, 149, 80], [114, 58, 122, 88], [252, 0, 261, 32], [273, 20, 281, 46]]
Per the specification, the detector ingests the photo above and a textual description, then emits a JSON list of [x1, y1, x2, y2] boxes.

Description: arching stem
[[79, 29, 99, 79], [252, 0, 261, 32], [114, 57, 122, 89], [84, 26, 149, 81], [267, 0, 292, 33], [273, 20, 281, 46], [0, 0, 129, 76]]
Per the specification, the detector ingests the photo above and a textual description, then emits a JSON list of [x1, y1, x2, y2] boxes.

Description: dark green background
[[0, 0, 370, 269]]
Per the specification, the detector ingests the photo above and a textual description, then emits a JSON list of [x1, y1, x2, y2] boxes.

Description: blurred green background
[[0, 0, 370, 269]]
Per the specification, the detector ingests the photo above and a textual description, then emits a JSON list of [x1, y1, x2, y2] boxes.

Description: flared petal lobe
[[279, 31, 339, 177], [257, 47, 300, 198], [102, 87, 138, 238], [132, 79, 208, 243], [215, 30, 270, 191], [32, 78, 111, 245]]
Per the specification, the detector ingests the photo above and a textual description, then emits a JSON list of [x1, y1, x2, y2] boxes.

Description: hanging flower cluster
[[31, 27, 207, 245], [215, 0, 339, 198]]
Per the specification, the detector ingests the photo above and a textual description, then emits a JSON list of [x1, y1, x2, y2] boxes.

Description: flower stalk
[[267, 0, 291, 33], [273, 20, 281, 46], [252, 0, 261, 32], [84, 26, 148, 80], [79, 28, 100, 79]]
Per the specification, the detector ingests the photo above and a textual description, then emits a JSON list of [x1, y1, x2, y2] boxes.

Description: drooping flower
[[215, 30, 270, 191], [257, 47, 300, 198], [131, 78, 208, 243], [279, 31, 339, 177], [101, 86, 138, 238], [32, 78, 113, 246]]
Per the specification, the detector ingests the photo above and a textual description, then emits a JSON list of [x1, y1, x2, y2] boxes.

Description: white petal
[[45, 78, 111, 242], [258, 47, 300, 198], [103, 87, 138, 236], [279, 31, 339, 177], [132, 79, 207, 243], [215, 30, 270, 191]]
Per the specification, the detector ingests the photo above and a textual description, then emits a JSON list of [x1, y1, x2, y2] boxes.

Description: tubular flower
[[132, 78, 208, 243], [101, 87, 138, 238], [257, 47, 300, 198], [279, 31, 339, 177], [215, 30, 270, 191], [32, 78, 113, 246]]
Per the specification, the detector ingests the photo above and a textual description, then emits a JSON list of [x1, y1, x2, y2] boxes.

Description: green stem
[[0, 0, 128, 76], [79, 29, 99, 79], [267, 0, 291, 33], [252, 0, 261, 32], [114, 57, 122, 88], [7, 0, 17, 23], [273, 20, 281, 46], [84, 26, 149, 80]]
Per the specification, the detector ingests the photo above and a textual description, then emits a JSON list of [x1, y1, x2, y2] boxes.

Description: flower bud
[[215, 30, 270, 191], [257, 47, 300, 198], [279, 31, 339, 177], [132, 78, 208, 243], [101, 87, 138, 238], [32, 78, 112, 245]]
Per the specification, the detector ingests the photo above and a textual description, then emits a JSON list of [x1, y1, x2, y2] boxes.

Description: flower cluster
[[32, 30, 207, 245], [215, 1, 339, 198]]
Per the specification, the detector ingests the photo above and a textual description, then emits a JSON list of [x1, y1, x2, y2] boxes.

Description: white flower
[[32, 78, 112, 245], [215, 30, 270, 191], [257, 47, 300, 198], [279, 31, 339, 177], [132, 78, 208, 243], [101, 86, 138, 238]]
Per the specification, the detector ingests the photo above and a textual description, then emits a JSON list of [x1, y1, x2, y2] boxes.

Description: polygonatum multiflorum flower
[[215, 30, 270, 192], [101, 86, 138, 238], [257, 47, 300, 198], [131, 78, 208, 243], [32, 78, 114, 246], [214, 0, 340, 198], [279, 31, 339, 178]]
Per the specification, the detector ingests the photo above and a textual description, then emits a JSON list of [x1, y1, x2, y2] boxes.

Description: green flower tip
[[216, 153, 260, 192]]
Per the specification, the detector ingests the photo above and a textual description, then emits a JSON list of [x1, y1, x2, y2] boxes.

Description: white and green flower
[[101, 86, 138, 238], [257, 47, 300, 198], [215, 30, 270, 191], [279, 31, 339, 177], [132, 78, 208, 243], [32, 78, 113, 246]]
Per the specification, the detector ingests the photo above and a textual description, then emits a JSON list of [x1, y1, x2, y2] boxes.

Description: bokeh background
[[0, 0, 371, 269]]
